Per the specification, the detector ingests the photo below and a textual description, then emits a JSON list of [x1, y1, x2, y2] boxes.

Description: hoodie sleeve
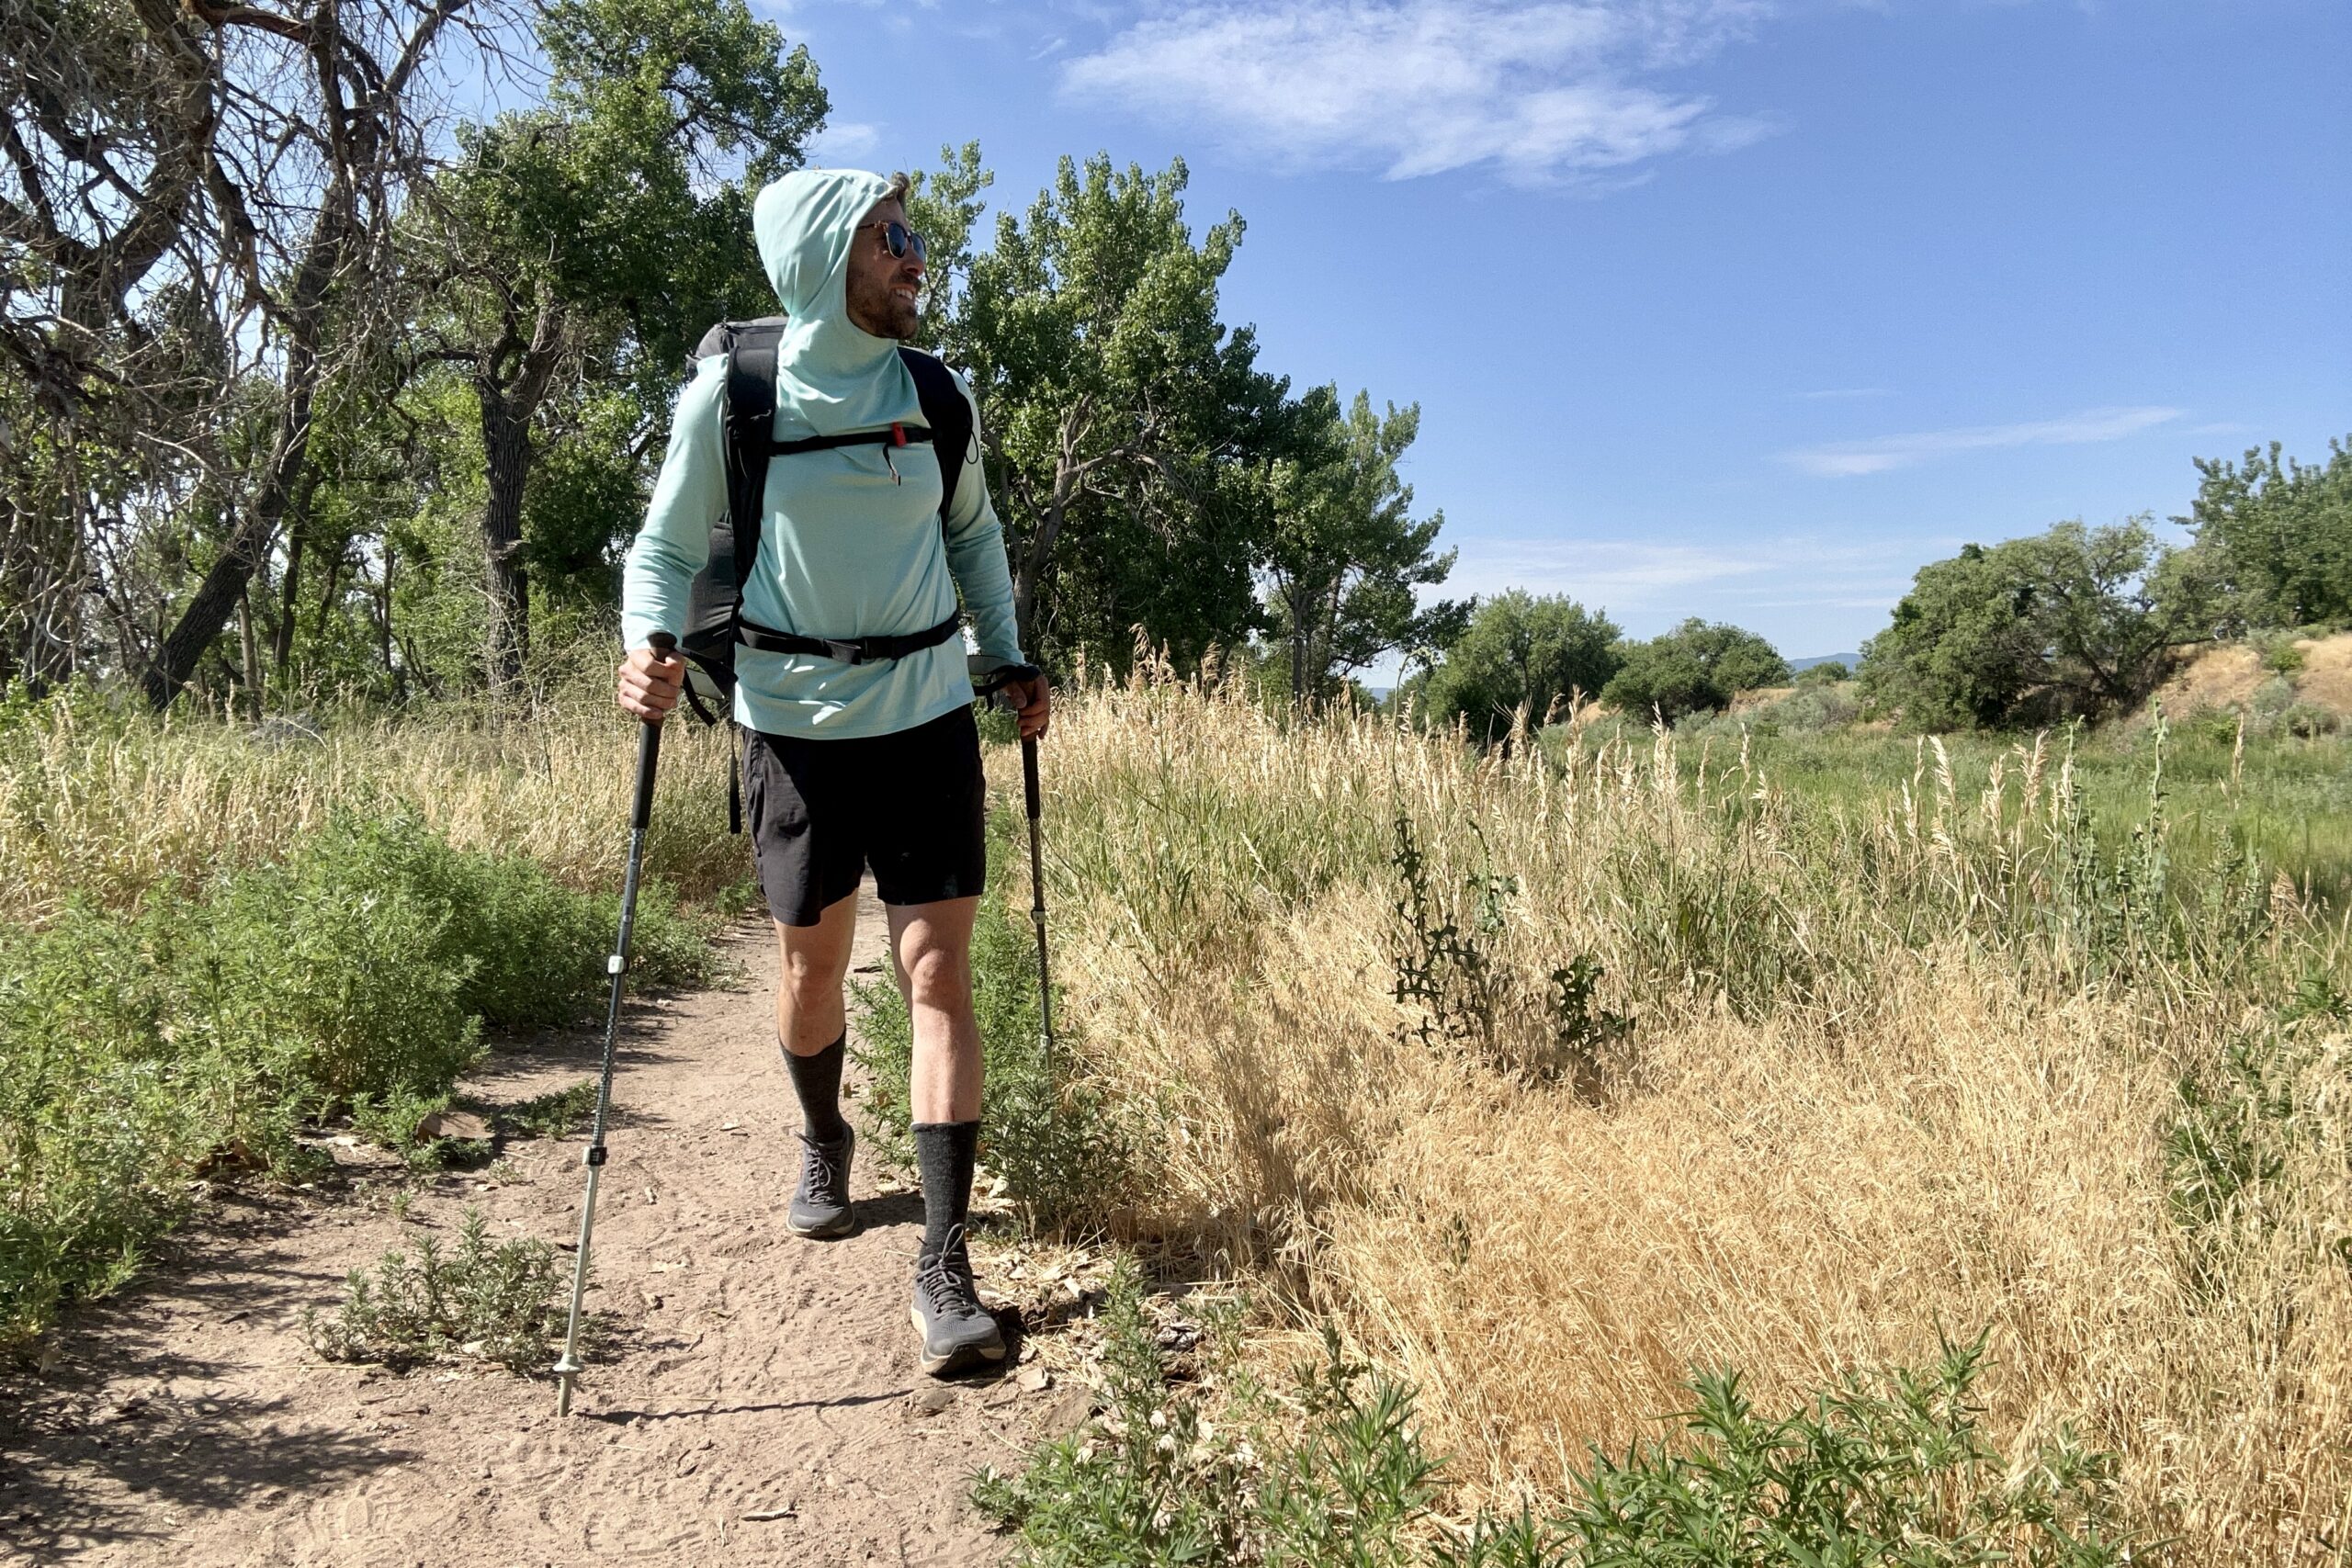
[[941, 372, 1025, 667], [619, 356, 728, 652]]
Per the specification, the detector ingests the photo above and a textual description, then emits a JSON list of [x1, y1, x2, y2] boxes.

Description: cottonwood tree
[[403, 0, 824, 686], [956, 154, 1285, 671], [1419, 591, 1623, 745], [1860, 518, 2220, 730], [2183, 437, 2352, 634], [1601, 618, 1789, 724], [1258, 387, 1463, 709], [9, 0, 514, 708]]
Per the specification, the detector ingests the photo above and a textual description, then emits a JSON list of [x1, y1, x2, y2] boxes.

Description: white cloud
[[809, 120, 882, 162], [1781, 405, 2183, 478], [1442, 536, 1912, 614], [1058, 1, 1772, 185]]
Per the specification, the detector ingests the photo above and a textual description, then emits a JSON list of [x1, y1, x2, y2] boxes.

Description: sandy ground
[[0, 883, 1091, 1566]]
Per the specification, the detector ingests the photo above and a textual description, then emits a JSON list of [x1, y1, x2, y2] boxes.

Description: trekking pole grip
[[631, 633, 676, 831], [1023, 733, 1041, 822]]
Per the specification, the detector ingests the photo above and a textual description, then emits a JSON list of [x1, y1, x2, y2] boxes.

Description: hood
[[751, 167, 918, 435]]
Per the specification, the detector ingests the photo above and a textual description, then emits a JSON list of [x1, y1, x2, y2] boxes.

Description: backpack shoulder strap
[[720, 318, 787, 590], [898, 347, 972, 530]]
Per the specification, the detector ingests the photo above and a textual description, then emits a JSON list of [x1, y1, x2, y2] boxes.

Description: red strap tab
[[890, 422, 907, 446]]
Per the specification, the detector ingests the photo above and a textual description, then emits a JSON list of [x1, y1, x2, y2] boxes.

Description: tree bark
[[141, 189, 346, 711], [475, 298, 566, 691]]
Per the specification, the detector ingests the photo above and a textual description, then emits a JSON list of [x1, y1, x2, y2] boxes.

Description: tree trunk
[[377, 547, 400, 696], [475, 299, 567, 692], [236, 579, 262, 717], [274, 470, 320, 675], [1290, 615, 1309, 711], [141, 193, 348, 712], [480, 399, 532, 690]]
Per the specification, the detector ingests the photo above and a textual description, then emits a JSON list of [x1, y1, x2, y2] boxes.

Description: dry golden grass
[[1038, 665, 2352, 1563], [2152, 630, 2352, 718], [13, 661, 2348, 1558], [0, 688, 743, 929]]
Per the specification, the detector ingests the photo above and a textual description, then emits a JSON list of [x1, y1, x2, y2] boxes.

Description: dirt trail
[[2, 884, 1074, 1566]]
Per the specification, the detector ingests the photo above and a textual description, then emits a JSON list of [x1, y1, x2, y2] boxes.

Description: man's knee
[[777, 927, 852, 1003], [902, 942, 971, 1008]]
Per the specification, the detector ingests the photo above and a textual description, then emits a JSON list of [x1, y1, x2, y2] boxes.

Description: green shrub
[[198, 819, 485, 1105], [854, 810, 1134, 1233], [304, 1207, 571, 1373], [2256, 633, 2307, 677], [0, 811, 710, 1345], [0, 899, 229, 1339], [974, 1257, 1441, 1566], [1529, 1342, 2131, 1567], [977, 1266, 2127, 1567], [500, 1078, 600, 1139]]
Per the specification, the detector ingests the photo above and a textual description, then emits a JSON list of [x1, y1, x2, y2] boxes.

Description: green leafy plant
[[1394, 814, 1627, 1081], [1535, 1339, 2132, 1567], [0, 810, 709, 1345], [304, 1207, 571, 1374], [500, 1078, 601, 1139], [974, 1257, 1441, 1567]]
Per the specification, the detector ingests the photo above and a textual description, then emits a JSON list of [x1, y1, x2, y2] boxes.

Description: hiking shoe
[[786, 1126, 855, 1238], [910, 1225, 1006, 1377]]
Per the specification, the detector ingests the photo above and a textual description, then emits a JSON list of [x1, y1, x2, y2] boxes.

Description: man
[[614, 167, 1049, 1378]]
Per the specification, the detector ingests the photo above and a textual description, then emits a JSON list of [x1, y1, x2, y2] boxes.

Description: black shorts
[[743, 705, 988, 927]]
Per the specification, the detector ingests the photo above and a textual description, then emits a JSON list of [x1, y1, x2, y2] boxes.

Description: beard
[[847, 268, 920, 340]]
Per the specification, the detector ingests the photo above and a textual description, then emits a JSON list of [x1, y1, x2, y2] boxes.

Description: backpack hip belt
[[735, 610, 963, 666]]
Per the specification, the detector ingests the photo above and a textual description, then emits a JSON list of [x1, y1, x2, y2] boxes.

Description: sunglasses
[[860, 220, 928, 265]]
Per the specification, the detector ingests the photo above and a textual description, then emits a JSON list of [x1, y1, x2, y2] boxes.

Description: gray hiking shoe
[[910, 1225, 1006, 1377], [786, 1126, 855, 1238]]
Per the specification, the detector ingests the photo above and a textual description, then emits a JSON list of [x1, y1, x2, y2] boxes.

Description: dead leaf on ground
[[419, 1110, 492, 1142]]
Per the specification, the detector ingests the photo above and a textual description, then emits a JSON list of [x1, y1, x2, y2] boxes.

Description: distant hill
[[1791, 652, 1862, 673]]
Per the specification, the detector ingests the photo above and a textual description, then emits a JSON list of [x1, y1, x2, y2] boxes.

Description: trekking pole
[[978, 662, 1053, 1068], [1020, 727, 1054, 1069], [554, 630, 675, 1417]]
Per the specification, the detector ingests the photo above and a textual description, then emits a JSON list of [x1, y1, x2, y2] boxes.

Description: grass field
[[1015, 667, 2352, 1562], [6, 667, 2349, 1560]]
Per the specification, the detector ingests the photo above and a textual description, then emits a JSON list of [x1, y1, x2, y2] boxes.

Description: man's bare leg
[[776, 895, 858, 1237], [888, 895, 1004, 1373], [888, 896, 982, 1122], [775, 895, 857, 1057]]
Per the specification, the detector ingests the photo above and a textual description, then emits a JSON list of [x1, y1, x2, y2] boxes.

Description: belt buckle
[[826, 639, 866, 665]]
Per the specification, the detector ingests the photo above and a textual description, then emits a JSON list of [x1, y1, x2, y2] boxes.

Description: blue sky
[[767, 0, 2350, 669]]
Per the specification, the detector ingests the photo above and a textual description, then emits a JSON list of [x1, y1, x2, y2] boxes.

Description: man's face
[[843, 197, 923, 340]]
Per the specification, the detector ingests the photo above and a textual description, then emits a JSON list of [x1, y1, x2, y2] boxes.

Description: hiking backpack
[[671, 314, 978, 828]]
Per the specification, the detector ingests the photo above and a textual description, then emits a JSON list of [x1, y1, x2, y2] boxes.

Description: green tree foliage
[[956, 154, 1286, 671], [406, 0, 826, 685], [2183, 437, 2352, 633], [1860, 519, 2219, 731], [1601, 618, 1790, 724], [1260, 388, 1464, 707], [1420, 592, 1622, 744]]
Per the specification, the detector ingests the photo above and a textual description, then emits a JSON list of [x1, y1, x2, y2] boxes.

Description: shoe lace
[[797, 1132, 849, 1206], [915, 1224, 979, 1318]]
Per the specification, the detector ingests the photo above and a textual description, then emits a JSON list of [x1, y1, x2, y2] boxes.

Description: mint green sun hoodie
[[619, 167, 1023, 739]]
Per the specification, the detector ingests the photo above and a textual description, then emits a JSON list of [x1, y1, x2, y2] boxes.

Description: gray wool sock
[[911, 1120, 979, 1260], [782, 1033, 849, 1143]]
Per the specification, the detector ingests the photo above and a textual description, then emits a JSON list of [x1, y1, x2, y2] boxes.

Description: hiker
[[613, 168, 1048, 1378]]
